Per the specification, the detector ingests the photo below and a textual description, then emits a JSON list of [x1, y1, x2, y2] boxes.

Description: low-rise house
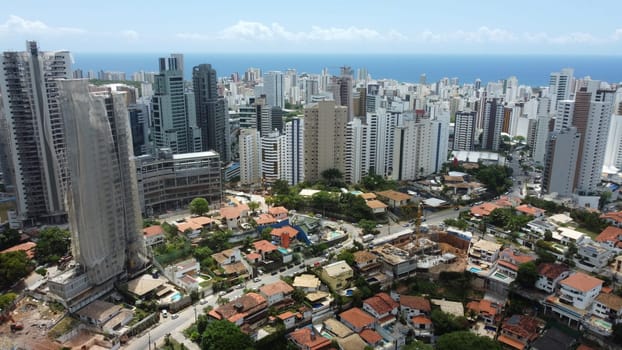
[[268, 206, 289, 221], [75, 300, 123, 328], [288, 327, 331, 350], [337, 333, 368, 350], [271, 225, 299, 248], [0, 241, 36, 259], [277, 310, 303, 330], [259, 280, 294, 306], [470, 202, 501, 217], [592, 292, 622, 324], [253, 240, 278, 259], [468, 239, 502, 266], [212, 248, 242, 265], [352, 250, 381, 274], [466, 299, 502, 330], [574, 239, 613, 272], [375, 190, 412, 208], [595, 226, 622, 250], [143, 225, 165, 247], [535, 263, 570, 293], [601, 211, 622, 228], [497, 314, 545, 350], [255, 213, 277, 226], [410, 315, 433, 338], [220, 204, 250, 230], [362, 292, 398, 324], [176, 216, 214, 237], [163, 258, 200, 289], [398, 295, 431, 319], [208, 292, 268, 327], [339, 307, 375, 332], [496, 248, 535, 279], [320, 260, 353, 291], [516, 204, 545, 217], [558, 272, 603, 310], [323, 318, 353, 338], [359, 329, 383, 347], [552, 227, 586, 246], [293, 274, 322, 292]]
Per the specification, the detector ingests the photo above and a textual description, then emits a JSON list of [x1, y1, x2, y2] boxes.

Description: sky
[[2, 0, 622, 54]]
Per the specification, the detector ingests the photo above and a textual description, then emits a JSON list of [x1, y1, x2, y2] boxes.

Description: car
[[199, 299, 207, 305], [279, 267, 287, 272], [162, 310, 168, 318], [171, 313, 179, 319], [402, 223, 410, 227], [253, 277, 261, 282], [235, 284, 244, 289], [376, 224, 383, 228], [271, 271, 278, 275], [218, 291, 226, 297]]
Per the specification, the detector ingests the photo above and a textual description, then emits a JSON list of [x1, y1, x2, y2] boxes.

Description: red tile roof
[[500, 248, 535, 265], [339, 307, 375, 330], [411, 315, 432, 324], [277, 311, 296, 320], [363, 293, 398, 316], [208, 292, 267, 322], [501, 315, 544, 343], [399, 295, 431, 313], [143, 225, 165, 237], [268, 206, 289, 215], [245, 252, 261, 261], [467, 299, 499, 317], [359, 329, 383, 344], [288, 327, 331, 350], [601, 211, 622, 224], [498, 335, 526, 350], [560, 272, 603, 293], [271, 225, 299, 238], [253, 240, 277, 253], [255, 213, 277, 225], [259, 280, 294, 297], [470, 202, 501, 217], [516, 204, 545, 216], [220, 204, 249, 219], [0, 241, 36, 259], [595, 226, 622, 244], [537, 263, 569, 280]]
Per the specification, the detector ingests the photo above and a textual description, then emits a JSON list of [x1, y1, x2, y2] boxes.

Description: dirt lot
[[0, 296, 65, 350]]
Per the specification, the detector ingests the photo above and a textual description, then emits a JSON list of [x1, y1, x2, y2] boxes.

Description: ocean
[[72, 53, 622, 87]]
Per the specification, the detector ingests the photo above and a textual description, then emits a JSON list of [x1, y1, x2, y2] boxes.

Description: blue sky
[[2, 0, 622, 54]]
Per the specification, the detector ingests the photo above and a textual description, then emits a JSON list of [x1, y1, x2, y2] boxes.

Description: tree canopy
[[320, 168, 344, 188], [0, 292, 18, 310], [200, 320, 253, 350], [515, 261, 538, 289], [472, 164, 512, 195], [436, 331, 502, 350], [0, 251, 32, 289], [189, 197, 210, 216], [430, 309, 469, 336], [35, 227, 71, 264], [0, 226, 21, 251]]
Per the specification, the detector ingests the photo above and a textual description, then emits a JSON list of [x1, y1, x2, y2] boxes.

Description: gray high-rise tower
[[193, 64, 230, 161], [0, 41, 71, 225]]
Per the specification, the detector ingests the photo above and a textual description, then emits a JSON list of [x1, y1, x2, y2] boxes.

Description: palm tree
[[248, 201, 260, 216]]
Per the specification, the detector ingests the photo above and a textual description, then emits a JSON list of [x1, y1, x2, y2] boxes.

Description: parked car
[[162, 310, 168, 318], [253, 277, 261, 282], [171, 313, 179, 319]]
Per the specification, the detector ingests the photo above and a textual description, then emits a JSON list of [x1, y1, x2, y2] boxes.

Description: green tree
[[358, 219, 378, 236], [0, 251, 32, 288], [35, 227, 71, 264], [248, 201, 260, 215], [515, 261, 538, 288], [320, 168, 344, 188], [337, 250, 355, 266], [202, 231, 232, 252], [0, 226, 21, 250], [189, 197, 210, 216], [261, 227, 273, 241], [201, 320, 253, 350], [430, 309, 469, 336], [402, 340, 434, 350], [436, 331, 502, 350], [271, 179, 290, 196], [0, 292, 18, 310], [193, 246, 214, 262]]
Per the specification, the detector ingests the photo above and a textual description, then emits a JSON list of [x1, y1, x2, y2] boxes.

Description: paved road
[[123, 256, 323, 350]]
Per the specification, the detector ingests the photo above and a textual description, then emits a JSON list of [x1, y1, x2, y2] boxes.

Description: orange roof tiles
[[601, 211, 622, 223], [359, 329, 383, 344], [210, 292, 267, 322], [255, 213, 277, 225], [595, 292, 622, 311], [411, 315, 432, 324], [220, 204, 249, 219], [253, 240, 278, 253], [1, 241, 36, 259], [501, 315, 544, 344], [245, 252, 261, 261], [470, 202, 501, 217], [399, 295, 431, 313], [537, 263, 569, 280], [143, 225, 165, 237], [271, 225, 299, 238], [289, 327, 331, 350], [363, 293, 398, 315], [595, 226, 622, 243], [353, 250, 377, 264], [516, 204, 545, 216], [366, 200, 388, 209], [561, 272, 603, 293], [277, 311, 296, 320], [498, 335, 526, 350], [259, 280, 294, 297], [359, 193, 377, 200], [339, 307, 375, 330], [268, 206, 289, 215]]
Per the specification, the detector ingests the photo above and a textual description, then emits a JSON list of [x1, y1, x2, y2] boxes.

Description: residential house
[[595, 226, 622, 250], [143, 225, 165, 247], [552, 227, 586, 246], [253, 240, 278, 259], [496, 248, 536, 279], [337, 333, 368, 350], [466, 299, 502, 330], [176, 216, 213, 237], [277, 311, 298, 330], [259, 280, 295, 306], [535, 263, 570, 293], [288, 327, 331, 350], [592, 292, 622, 324], [574, 239, 613, 272], [359, 192, 388, 214], [558, 272, 603, 310], [208, 292, 268, 327], [323, 318, 353, 338], [497, 314, 545, 350], [352, 250, 381, 273], [75, 300, 123, 327], [1, 241, 36, 259], [470, 202, 501, 217], [271, 225, 299, 248], [320, 260, 353, 291], [398, 295, 431, 319], [601, 211, 622, 228], [516, 204, 545, 218], [212, 248, 249, 277], [362, 292, 398, 324], [255, 213, 277, 226], [359, 329, 383, 348], [293, 274, 322, 293], [268, 206, 289, 221], [375, 190, 412, 208], [468, 239, 502, 266], [220, 204, 249, 230], [410, 315, 433, 338], [163, 258, 200, 289], [339, 307, 375, 332]]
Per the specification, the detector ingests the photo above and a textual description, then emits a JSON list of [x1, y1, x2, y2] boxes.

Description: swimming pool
[[345, 289, 354, 296], [170, 292, 182, 302], [468, 267, 482, 273]]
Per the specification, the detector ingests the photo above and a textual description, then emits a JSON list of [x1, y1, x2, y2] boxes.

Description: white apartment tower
[[0, 41, 71, 224], [532, 97, 552, 164], [261, 131, 287, 183], [392, 118, 446, 181], [263, 71, 284, 108], [549, 68, 574, 111], [239, 128, 262, 185], [453, 111, 476, 151], [284, 118, 305, 185], [345, 118, 369, 184], [367, 111, 398, 177], [604, 113, 622, 172], [303, 100, 348, 182], [482, 98, 504, 151]]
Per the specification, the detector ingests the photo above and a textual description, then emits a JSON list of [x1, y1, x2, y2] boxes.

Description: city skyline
[[1, 0, 622, 54]]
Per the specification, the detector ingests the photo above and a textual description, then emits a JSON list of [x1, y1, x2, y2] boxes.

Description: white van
[[162, 309, 168, 318]]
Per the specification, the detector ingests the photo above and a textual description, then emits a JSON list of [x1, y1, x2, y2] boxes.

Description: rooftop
[[143, 225, 165, 237], [339, 307, 374, 330], [220, 204, 249, 219], [255, 213, 277, 225], [126, 274, 167, 297], [601, 211, 622, 223], [1, 241, 36, 259], [268, 206, 289, 215], [288, 327, 331, 350], [366, 199, 389, 209], [470, 202, 501, 217], [253, 239, 278, 253], [363, 292, 398, 315], [359, 329, 382, 344], [271, 225, 299, 238], [411, 315, 432, 324], [209, 292, 267, 322], [537, 263, 569, 280], [431, 299, 464, 317], [399, 295, 431, 312], [376, 190, 411, 202], [322, 260, 353, 277], [338, 333, 368, 350], [353, 250, 377, 265], [595, 226, 622, 245], [323, 318, 353, 338], [471, 239, 502, 252], [293, 274, 322, 289], [595, 292, 622, 311], [259, 280, 294, 297], [560, 272, 603, 293], [516, 204, 545, 216], [75, 300, 121, 324], [359, 192, 377, 200], [502, 314, 544, 341]]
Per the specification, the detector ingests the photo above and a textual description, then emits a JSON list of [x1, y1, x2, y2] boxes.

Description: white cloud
[[178, 20, 407, 42], [121, 30, 139, 41], [0, 15, 84, 35]]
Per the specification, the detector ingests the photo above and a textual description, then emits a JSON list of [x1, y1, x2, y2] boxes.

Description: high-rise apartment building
[[261, 131, 287, 182], [284, 118, 304, 185], [193, 64, 230, 161], [531, 97, 552, 164], [345, 118, 368, 184], [481, 98, 504, 151], [49, 80, 147, 311], [263, 71, 284, 108], [239, 128, 262, 185], [604, 113, 622, 172], [392, 118, 446, 180], [366, 111, 398, 177], [303, 100, 348, 182], [128, 103, 150, 156], [549, 68, 574, 111], [0, 41, 71, 225], [542, 127, 581, 196], [152, 54, 202, 154], [453, 111, 476, 151]]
